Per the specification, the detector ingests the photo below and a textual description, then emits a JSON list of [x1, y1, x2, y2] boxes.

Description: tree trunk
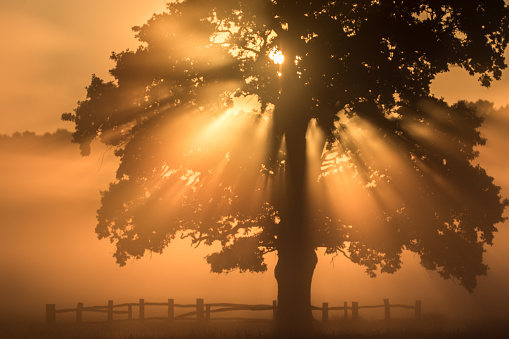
[[275, 233, 318, 331], [272, 75, 318, 331], [274, 132, 318, 332]]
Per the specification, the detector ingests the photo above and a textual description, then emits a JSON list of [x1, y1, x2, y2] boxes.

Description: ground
[[2, 316, 509, 339]]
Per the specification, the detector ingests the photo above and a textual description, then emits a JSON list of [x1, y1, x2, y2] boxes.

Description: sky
[[1, 0, 509, 325], [0, 0, 168, 134]]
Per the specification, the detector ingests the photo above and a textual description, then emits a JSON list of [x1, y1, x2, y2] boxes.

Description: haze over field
[[1, 0, 509, 331], [0, 120, 508, 322]]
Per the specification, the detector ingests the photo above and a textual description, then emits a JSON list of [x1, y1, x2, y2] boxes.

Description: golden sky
[[0, 0, 168, 134], [1, 0, 509, 324]]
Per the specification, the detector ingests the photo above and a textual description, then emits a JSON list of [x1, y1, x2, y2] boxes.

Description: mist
[[1, 105, 508, 326], [2, 1, 509, 338], [0, 130, 276, 322]]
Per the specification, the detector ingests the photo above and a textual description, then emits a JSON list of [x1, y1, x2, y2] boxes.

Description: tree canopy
[[64, 0, 508, 295]]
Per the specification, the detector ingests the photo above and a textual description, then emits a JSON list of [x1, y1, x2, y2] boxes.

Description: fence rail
[[46, 298, 421, 325]]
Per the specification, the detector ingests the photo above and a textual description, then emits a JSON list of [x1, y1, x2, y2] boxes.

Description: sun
[[269, 48, 284, 65]]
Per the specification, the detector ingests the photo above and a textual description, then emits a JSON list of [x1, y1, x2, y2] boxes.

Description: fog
[[1, 3, 509, 339], [0, 0, 168, 134], [1, 122, 508, 323]]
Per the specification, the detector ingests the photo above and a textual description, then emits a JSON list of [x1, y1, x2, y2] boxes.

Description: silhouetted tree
[[63, 0, 509, 330]]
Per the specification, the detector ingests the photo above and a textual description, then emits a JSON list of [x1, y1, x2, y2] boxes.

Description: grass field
[[1, 316, 508, 339]]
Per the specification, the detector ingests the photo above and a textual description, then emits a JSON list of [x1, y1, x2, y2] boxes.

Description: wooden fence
[[46, 298, 421, 325]]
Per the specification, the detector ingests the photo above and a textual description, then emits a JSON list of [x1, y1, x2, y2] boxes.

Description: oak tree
[[63, 0, 509, 329]]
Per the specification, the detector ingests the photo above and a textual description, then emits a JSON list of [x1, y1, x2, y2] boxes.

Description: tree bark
[[272, 69, 318, 331], [275, 233, 317, 331], [274, 132, 318, 332]]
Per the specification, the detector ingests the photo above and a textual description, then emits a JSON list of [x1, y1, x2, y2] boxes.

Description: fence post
[[384, 299, 390, 320], [139, 299, 145, 322], [205, 304, 211, 322], [128, 304, 132, 321], [168, 299, 174, 322], [272, 300, 277, 321], [196, 298, 204, 323], [322, 302, 329, 323], [343, 302, 348, 320], [76, 302, 83, 323], [46, 304, 56, 326], [352, 302, 359, 321], [415, 300, 422, 319], [107, 300, 114, 322]]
